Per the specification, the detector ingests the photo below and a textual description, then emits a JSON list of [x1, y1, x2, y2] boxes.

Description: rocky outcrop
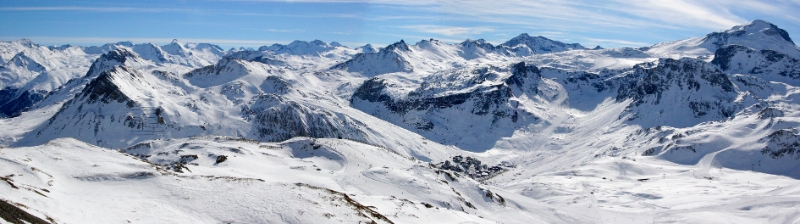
[[244, 94, 367, 142]]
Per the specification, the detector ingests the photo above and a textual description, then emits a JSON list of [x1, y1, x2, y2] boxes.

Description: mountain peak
[[103, 48, 139, 63], [462, 38, 488, 44], [356, 44, 378, 53], [161, 40, 186, 56], [84, 48, 141, 77], [737, 19, 793, 44], [693, 20, 799, 58], [116, 41, 134, 47], [708, 20, 795, 45], [501, 33, 585, 55], [514, 33, 532, 39], [309, 39, 326, 46], [384, 40, 410, 52], [16, 38, 34, 47], [79, 66, 137, 106]]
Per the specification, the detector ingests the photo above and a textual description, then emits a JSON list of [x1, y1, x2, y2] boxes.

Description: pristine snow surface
[[1, 20, 800, 223]]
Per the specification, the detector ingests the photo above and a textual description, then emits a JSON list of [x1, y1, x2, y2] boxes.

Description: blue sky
[[2, 0, 799, 49]]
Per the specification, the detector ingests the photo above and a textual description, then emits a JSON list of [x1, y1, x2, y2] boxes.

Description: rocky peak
[[505, 62, 541, 87], [85, 48, 141, 78], [100, 48, 139, 65], [384, 40, 410, 52], [78, 66, 137, 106], [460, 39, 499, 51]]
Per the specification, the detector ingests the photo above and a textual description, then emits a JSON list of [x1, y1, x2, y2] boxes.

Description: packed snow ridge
[[1, 20, 800, 223]]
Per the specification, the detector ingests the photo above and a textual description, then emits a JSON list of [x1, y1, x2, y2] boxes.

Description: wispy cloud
[[0, 36, 286, 47], [581, 38, 650, 47], [0, 6, 197, 13], [229, 0, 798, 34], [239, 28, 306, 33], [399, 25, 494, 36], [0, 6, 360, 19]]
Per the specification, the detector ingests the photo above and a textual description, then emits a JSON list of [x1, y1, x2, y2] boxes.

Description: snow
[[1, 19, 800, 223]]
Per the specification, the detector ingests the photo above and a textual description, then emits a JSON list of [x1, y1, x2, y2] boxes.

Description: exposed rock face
[[350, 63, 542, 151], [244, 94, 367, 142], [711, 44, 800, 84], [85, 48, 140, 78], [0, 88, 46, 117], [761, 130, 800, 159], [608, 58, 738, 127], [79, 68, 137, 106]]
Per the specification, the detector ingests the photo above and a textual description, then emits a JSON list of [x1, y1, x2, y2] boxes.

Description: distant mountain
[[258, 40, 341, 55], [0, 39, 97, 117], [500, 33, 586, 56], [331, 40, 414, 76], [355, 43, 378, 54]]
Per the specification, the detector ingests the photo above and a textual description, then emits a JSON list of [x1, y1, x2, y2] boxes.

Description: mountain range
[[1, 20, 800, 223]]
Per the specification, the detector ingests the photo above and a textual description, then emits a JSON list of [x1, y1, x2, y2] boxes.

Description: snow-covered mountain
[[355, 43, 379, 53], [0, 39, 98, 118], [647, 20, 800, 59], [500, 33, 586, 56], [2, 20, 800, 223]]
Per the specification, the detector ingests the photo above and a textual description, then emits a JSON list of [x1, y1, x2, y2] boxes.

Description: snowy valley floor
[[0, 135, 798, 223]]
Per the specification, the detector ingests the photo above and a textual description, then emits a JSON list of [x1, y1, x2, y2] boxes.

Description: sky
[[1, 0, 799, 49]]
